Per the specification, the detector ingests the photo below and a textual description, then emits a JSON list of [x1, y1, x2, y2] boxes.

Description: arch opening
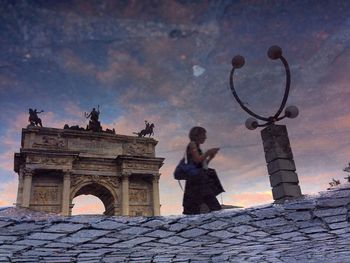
[[71, 182, 116, 216], [71, 195, 105, 215]]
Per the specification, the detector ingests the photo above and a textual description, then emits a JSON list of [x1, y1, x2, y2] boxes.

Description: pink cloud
[[60, 48, 97, 77], [0, 151, 15, 171], [229, 191, 273, 208], [63, 101, 87, 119], [0, 179, 18, 206], [300, 171, 343, 194], [96, 49, 151, 86]]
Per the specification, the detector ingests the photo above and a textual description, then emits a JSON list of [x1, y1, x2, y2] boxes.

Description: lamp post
[[229, 45, 302, 203]]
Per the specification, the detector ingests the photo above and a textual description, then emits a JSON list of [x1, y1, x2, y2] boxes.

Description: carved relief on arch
[[32, 135, 66, 149], [27, 156, 71, 166], [124, 141, 153, 156], [123, 161, 159, 171], [70, 174, 120, 202]]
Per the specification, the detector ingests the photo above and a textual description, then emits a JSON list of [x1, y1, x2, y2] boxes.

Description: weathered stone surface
[[146, 230, 173, 238], [272, 183, 302, 200], [283, 199, 316, 210], [269, 171, 299, 187], [322, 214, 347, 223], [179, 228, 208, 238], [254, 217, 289, 228], [111, 237, 155, 248], [200, 220, 229, 230], [249, 206, 284, 219], [285, 211, 312, 221], [27, 232, 66, 240], [1, 184, 350, 262], [91, 220, 127, 230], [158, 236, 188, 245], [316, 197, 350, 207], [208, 230, 235, 238], [313, 207, 347, 217], [267, 159, 296, 175], [120, 226, 151, 235], [44, 223, 85, 232]]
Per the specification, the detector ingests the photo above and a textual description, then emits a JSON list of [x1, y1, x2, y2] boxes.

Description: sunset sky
[[1, 0, 350, 216]]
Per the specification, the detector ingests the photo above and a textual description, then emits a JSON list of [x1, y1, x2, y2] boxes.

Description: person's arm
[[207, 148, 220, 164], [189, 142, 218, 164]]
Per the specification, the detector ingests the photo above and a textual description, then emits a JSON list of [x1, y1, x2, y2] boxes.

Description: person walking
[[182, 126, 224, 215]]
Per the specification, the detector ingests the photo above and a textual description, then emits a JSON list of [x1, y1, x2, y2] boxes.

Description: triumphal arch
[[14, 126, 164, 216]]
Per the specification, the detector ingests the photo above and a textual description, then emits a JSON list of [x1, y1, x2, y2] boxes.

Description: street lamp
[[229, 45, 302, 203]]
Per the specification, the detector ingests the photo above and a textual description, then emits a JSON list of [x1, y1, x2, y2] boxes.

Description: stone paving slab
[[0, 184, 350, 262]]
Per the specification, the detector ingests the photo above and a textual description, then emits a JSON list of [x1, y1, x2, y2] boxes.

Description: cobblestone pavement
[[0, 185, 349, 263]]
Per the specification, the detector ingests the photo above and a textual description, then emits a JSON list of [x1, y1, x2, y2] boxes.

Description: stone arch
[[71, 181, 118, 216]]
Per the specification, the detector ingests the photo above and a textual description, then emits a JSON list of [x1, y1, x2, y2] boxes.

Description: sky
[[1, 0, 350, 216]]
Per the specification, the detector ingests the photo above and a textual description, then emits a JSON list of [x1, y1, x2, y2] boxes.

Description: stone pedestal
[[261, 124, 302, 202]]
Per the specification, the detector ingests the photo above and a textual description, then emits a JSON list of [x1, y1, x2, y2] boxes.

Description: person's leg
[[183, 194, 202, 215], [203, 195, 221, 211], [183, 203, 201, 215]]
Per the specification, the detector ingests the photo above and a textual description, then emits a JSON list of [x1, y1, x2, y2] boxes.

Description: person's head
[[189, 126, 207, 144]]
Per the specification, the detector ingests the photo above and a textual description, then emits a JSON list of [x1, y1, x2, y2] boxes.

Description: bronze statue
[[85, 106, 102, 132], [86, 107, 100, 122], [134, 120, 155, 137], [28, 108, 43, 127]]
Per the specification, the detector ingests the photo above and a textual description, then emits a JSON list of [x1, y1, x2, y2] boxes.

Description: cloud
[[59, 48, 98, 77], [229, 191, 273, 208], [0, 179, 18, 206], [96, 49, 151, 86], [63, 101, 87, 119]]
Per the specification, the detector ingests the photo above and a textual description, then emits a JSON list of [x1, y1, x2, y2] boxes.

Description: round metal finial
[[229, 45, 297, 129], [231, 55, 245, 69], [267, 45, 282, 60], [245, 117, 258, 130], [285, 105, 299, 119]]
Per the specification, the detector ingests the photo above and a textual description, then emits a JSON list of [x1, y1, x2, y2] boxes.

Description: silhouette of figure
[[87, 107, 100, 122], [133, 121, 155, 137], [85, 106, 102, 132], [28, 108, 43, 127], [182, 126, 224, 215]]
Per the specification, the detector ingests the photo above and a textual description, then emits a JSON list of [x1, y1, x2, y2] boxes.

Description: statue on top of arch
[[28, 108, 44, 127], [85, 106, 102, 132], [133, 120, 155, 138]]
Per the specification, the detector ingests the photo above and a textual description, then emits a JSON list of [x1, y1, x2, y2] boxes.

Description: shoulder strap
[[178, 180, 183, 191], [177, 147, 188, 191]]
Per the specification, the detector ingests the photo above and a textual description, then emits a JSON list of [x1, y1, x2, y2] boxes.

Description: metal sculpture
[[28, 108, 44, 127], [85, 106, 102, 132], [133, 120, 155, 138], [230, 45, 299, 129], [229, 45, 302, 202]]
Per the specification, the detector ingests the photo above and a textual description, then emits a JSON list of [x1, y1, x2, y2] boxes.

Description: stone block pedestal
[[261, 124, 302, 202]]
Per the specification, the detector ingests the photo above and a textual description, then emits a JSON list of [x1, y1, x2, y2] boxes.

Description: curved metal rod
[[274, 56, 291, 119], [229, 68, 269, 122]]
